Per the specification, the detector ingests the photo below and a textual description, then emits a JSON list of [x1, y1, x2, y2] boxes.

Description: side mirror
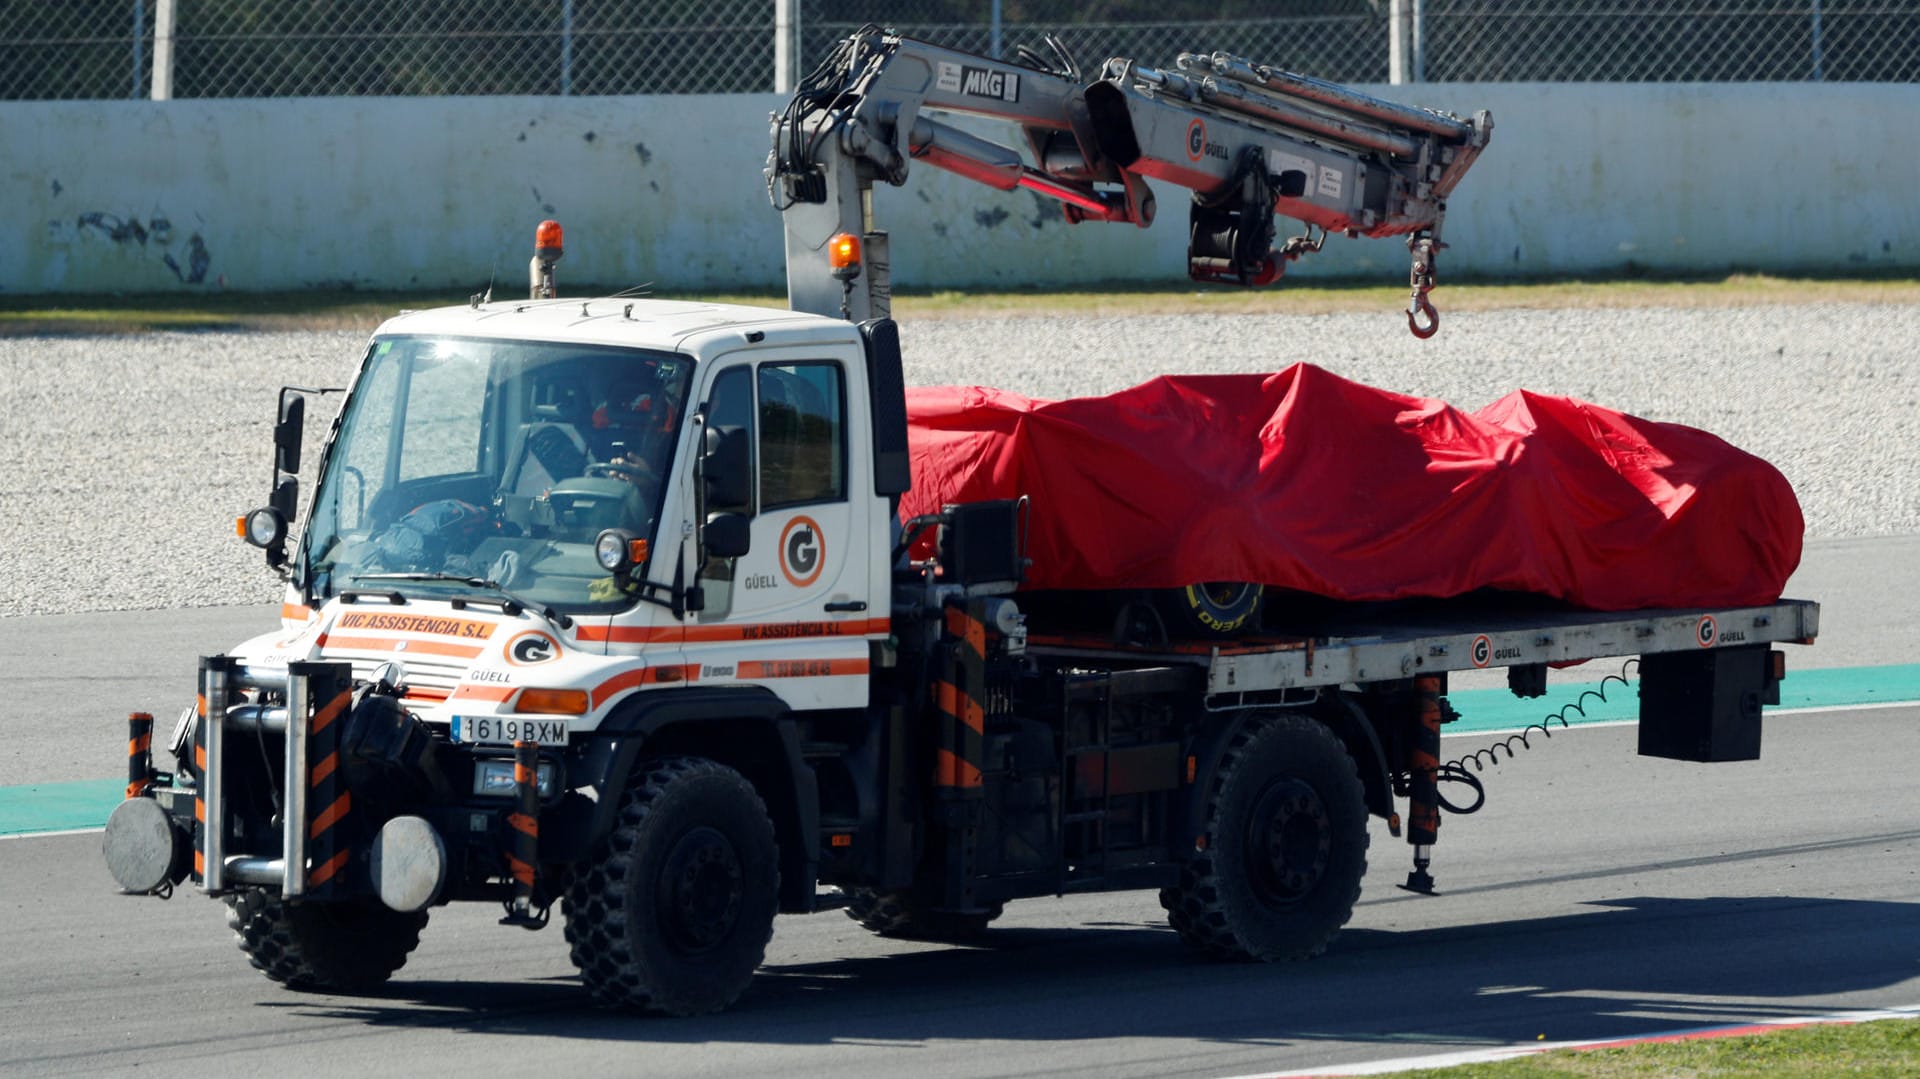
[[252, 389, 309, 575], [860, 318, 912, 497], [269, 476, 298, 523], [702, 424, 752, 510], [703, 512, 751, 560], [275, 393, 305, 475]]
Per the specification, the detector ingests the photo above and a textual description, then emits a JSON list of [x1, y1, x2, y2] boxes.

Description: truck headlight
[[240, 507, 286, 549], [594, 529, 648, 572]]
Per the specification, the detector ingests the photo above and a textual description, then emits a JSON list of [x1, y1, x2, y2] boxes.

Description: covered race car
[[901, 363, 1803, 613]]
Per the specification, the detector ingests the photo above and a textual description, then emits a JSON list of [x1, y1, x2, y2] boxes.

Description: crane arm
[[768, 26, 1492, 336]]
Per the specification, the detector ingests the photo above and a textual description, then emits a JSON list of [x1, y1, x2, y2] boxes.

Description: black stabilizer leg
[[500, 740, 546, 929], [1400, 675, 1443, 895]]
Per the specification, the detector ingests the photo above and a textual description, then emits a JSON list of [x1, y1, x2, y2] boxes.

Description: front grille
[[317, 651, 470, 700]]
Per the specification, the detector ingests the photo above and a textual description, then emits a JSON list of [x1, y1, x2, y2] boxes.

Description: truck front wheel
[[225, 891, 427, 991], [563, 757, 779, 1016], [1161, 712, 1368, 961]]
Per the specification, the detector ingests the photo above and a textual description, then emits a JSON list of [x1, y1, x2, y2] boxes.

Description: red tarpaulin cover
[[901, 364, 1803, 611]]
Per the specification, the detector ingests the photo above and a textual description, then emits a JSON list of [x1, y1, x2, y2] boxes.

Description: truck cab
[[274, 299, 895, 727]]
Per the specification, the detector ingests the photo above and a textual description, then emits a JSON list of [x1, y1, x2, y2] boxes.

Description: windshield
[[301, 334, 693, 613]]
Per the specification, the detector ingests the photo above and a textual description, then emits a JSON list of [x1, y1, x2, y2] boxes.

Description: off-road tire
[[563, 757, 778, 1016], [1158, 582, 1262, 639], [841, 888, 1003, 941], [1160, 712, 1368, 961], [225, 890, 427, 991]]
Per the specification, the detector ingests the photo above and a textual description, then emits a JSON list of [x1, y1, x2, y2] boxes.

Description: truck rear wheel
[[563, 757, 778, 1016], [1161, 712, 1368, 961], [225, 890, 427, 991], [841, 888, 1003, 941]]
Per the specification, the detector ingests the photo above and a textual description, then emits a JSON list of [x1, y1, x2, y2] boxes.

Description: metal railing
[[4, 1, 1914, 100]]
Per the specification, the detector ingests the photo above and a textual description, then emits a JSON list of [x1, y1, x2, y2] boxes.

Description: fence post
[[132, 0, 146, 99], [1389, 0, 1410, 83], [775, 0, 800, 92], [1389, 0, 1424, 84], [991, 0, 1003, 59], [561, 0, 574, 95], [1811, 0, 1824, 80], [1412, 0, 1424, 82], [150, 0, 174, 99]]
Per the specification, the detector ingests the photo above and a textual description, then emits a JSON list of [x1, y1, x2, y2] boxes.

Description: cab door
[[684, 348, 876, 709]]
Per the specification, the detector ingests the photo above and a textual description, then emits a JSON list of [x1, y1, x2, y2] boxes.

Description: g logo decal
[[506, 631, 561, 666], [1185, 118, 1206, 161], [780, 516, 825, 588]]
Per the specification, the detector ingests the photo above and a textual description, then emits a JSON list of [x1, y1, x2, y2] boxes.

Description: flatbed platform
[[1027, 598, 1820, 701]]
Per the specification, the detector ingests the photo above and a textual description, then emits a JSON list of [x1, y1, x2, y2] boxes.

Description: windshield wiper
[[347, 573, 575, 629]]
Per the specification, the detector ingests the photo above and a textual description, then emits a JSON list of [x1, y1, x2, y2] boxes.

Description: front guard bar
[[196, 656, 355, 899]]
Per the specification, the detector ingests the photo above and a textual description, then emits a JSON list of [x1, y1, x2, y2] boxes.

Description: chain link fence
[[799, 2, 1385, 85], [3, 1, 1915, 100], [1420, 0, 1920, 81], [148, 0, 778, 98]]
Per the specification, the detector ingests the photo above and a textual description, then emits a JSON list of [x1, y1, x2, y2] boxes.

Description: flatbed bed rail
[[1027, 598, 1819, 701]]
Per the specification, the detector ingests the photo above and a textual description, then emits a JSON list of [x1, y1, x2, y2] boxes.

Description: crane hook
[[1407, 295, 1440, 339], [1405, 230, 1443, 339]]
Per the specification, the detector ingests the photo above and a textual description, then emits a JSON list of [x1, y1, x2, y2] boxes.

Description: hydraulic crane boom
[[768, 26, 1492, 336]]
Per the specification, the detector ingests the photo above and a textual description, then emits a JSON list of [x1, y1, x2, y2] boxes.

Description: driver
[[588, 365, 678, 505]]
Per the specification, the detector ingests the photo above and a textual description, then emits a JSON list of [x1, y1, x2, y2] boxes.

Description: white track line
[[1221, 1003, 1920, 1078], [0, 826, 104, 842]]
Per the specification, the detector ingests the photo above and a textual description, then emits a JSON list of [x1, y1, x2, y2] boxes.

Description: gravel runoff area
[[0, 302, 1913, 618]]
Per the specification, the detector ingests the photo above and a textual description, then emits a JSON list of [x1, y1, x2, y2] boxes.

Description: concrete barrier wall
[[3, 83, 1914, 295]]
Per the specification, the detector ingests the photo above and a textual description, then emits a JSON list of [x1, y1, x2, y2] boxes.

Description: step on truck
[[103, 28, 1817, 1016]]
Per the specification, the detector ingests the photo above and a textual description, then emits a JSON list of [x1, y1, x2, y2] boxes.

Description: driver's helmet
[[592, 363, 667, 432]]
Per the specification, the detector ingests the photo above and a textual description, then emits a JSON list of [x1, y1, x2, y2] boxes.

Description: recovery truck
[[103, 28, 1816, 1017]]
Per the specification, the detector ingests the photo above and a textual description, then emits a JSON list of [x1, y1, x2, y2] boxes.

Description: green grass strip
[[1393, 1014, 1920, 1078]]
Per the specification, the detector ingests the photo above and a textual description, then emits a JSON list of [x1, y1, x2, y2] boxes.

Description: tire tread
[[225, 890, 426, 991], [562, 756, 778, 1015], [1159, 712, 1368, 962]]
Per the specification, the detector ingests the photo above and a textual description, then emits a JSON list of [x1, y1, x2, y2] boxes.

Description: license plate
[[451, 716, 569, 746]]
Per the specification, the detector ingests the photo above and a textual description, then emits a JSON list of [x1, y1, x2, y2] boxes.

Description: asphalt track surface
[[6, 708, 1919, 1079], [1, 536, 1916, 1077]]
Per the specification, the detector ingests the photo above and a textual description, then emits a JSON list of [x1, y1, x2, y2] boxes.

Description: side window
[[698, 366, 755, 618], [758, 362, 845, 507], [705, 366, 756, 515]]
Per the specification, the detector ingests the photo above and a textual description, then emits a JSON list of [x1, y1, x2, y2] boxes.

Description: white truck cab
[[245, 299, 895, 739]]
